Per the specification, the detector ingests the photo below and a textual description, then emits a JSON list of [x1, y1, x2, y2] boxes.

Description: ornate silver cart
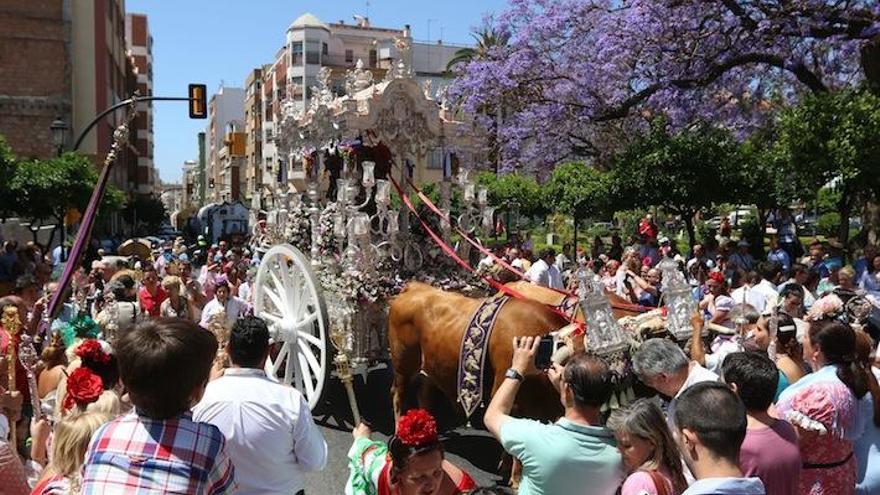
[[250, 30, 486, 417]]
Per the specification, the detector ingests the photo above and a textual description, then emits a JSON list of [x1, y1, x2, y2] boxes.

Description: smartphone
[[534, 335, 555, 370]]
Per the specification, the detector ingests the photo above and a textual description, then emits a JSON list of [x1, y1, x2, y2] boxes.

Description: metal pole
[[73, 96, 191, 151]]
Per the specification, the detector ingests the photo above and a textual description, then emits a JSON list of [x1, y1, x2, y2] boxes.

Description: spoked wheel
[[254, 244, 330, 410]]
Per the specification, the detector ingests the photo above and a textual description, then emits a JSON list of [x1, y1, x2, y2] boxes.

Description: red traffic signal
[[189, 84, 207, 119]]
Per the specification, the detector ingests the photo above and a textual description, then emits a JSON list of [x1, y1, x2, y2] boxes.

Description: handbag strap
[[648, 470, 670, 495]]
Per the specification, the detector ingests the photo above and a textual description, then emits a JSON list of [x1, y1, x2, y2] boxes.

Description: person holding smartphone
[[483, 336, 623, 495]]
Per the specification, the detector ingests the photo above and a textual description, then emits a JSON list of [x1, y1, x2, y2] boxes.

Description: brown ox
[[388, 281, 643, 422]]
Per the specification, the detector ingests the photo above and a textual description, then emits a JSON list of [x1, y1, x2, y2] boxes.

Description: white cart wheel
[[254, 244, 330, 410]]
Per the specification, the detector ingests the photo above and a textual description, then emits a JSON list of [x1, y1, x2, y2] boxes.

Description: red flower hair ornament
[[75, 339, 111, 364], [708, 271, 726, 284], [395, 409, 438, 447], [62, 367, 104, 412]]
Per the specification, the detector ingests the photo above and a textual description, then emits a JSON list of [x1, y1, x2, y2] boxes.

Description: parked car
[[705, 216, 723, 229], [727, 208, 753, 226]]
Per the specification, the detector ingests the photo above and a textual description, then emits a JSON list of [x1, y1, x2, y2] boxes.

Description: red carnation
[[396, 409, 438, 447], [62, 367, 104, 411], [75, 339, 110, 365]]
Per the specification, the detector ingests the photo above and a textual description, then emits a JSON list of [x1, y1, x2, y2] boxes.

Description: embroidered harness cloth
[[457, 295, 510, 417], [557, 295, 580, 320]]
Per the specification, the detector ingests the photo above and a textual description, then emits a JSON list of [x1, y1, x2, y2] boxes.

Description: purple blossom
[[449, 0, 879, 172]]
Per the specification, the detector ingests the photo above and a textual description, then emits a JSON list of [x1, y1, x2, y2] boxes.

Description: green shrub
[[817, 212, 841, 238], [585, 223, 612, 239], [613, 209, 647, 238]]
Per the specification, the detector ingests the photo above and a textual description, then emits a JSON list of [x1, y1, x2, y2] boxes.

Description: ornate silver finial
[[657, 257, 697, 340], [345, 59, 374, 95], [392, 34, 413, 79], [576, 269, 628, 355]]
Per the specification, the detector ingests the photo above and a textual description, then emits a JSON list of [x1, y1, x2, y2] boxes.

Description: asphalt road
[[301, 366, 515, 494]]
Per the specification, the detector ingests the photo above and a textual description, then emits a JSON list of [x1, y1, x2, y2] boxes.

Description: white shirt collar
[[222, 367, 266, 378]]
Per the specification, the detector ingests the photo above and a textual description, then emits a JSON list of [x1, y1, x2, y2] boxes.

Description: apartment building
[[125, 13, 157, 196], [206, 86, 245, 202]]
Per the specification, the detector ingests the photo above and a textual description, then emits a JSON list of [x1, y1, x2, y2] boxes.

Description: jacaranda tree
[[450, 0, 880, 171]]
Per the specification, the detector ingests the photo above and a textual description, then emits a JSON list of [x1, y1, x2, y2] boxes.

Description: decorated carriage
[[248, 30, 488, 418], [244, 30, 771, 422]]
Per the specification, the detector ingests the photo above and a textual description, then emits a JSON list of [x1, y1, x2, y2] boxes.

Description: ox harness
[[457, 294, 511, 417]]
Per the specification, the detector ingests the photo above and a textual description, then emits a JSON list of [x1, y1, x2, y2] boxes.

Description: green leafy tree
[[544, 162, 616, 248], [8, 152, 126, 244], [772, 89, 880, 245], [0, 136, 17, 220], [123, 195, 168, 235], [475, 171, 546, 218], [613, 119, 737, 248], [723, 131, 798, 251]]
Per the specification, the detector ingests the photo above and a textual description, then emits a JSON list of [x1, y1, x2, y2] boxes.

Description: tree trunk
[[861, 35, 880, 95], [757, 208, 769, 253], [47, 225, 59, 251], [837, 189, 853, 249], [573, 216, 578, 251], [855, 199, 880, 247], [683, 214, 697, 250]]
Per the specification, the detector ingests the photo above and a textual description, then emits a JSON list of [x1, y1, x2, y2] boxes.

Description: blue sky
[[126, 0, 508, 183]]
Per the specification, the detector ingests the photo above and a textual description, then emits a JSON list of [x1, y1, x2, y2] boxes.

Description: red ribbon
[[390, 176, 582, 328], [396, 172, 653, 314]]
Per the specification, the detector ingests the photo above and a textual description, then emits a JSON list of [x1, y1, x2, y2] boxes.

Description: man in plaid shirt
[[81, 318, 235, 494]]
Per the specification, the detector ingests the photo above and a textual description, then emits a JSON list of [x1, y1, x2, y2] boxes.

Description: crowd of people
[[0, 206, 878, 495], [482, 214, 880, 335]]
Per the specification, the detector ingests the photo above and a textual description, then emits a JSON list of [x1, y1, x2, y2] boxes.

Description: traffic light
[[208, 178, 215, 189], [188, 84, 207, 119]]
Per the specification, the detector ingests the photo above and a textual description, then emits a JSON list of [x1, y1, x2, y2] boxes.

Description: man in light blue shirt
[[484, 336, 623, 495], [674, 382, 765, 495]]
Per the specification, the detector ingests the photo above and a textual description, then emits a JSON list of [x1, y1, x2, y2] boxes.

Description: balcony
[[321, 53, 357, 68]]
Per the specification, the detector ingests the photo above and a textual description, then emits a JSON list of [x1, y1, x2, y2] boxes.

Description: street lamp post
[[50, 118, 68, 260], [50, 118, 67, 156]]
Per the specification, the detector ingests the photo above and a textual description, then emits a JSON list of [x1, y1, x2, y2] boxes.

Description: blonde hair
[[161, 275, 183, 293], [839, 266, 856, 280], [45, 411, 111, 488], [85, 389, 122, 416]]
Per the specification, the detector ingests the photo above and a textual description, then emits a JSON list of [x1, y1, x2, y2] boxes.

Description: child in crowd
[[79, 318, 235, 494]]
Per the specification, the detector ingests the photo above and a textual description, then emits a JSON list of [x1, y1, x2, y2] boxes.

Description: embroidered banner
[[457, 294, 509, 417]]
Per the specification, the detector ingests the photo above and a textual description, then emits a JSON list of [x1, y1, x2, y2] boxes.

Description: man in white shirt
[[555, 243, 572, 272], [749, 262, 781, 311], [631, 338, 719, 401], [730, 262, 780, 314], [508, 247, 525, 270], [193, 316, 328, 495], [199, 278, 248, 328], [525, 248, 563, 289], [777, 263, 816, 309]]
